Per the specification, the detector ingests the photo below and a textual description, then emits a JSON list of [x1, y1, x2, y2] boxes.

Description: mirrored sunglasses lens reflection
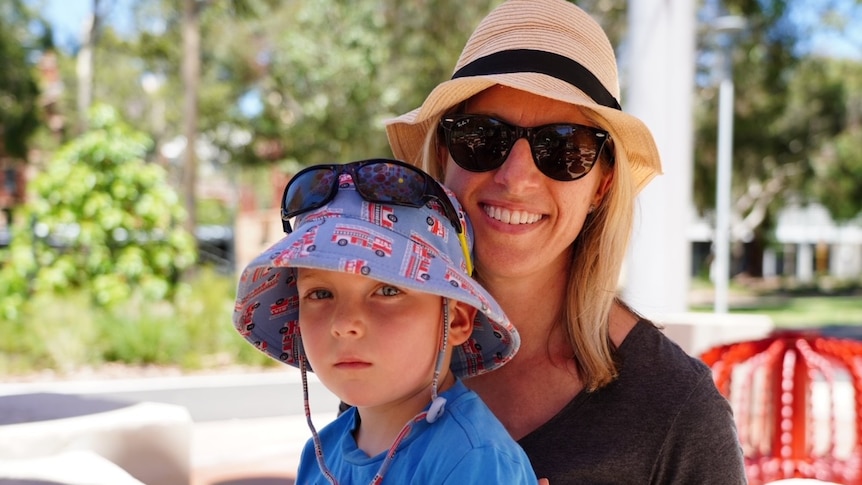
[[448, 117, 511, 171], [285, 168, 336, 215], [355, 163, 426, 205], [533, 125, 596, 181]]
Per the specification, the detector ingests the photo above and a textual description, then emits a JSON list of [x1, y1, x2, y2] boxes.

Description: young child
[[233, 158, 537, 484]]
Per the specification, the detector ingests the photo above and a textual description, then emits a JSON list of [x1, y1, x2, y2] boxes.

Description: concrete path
[[0, 371, 340, 485], [190, 413, 337, 485]]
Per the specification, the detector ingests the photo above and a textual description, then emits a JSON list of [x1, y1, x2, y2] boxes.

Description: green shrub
[[0, 104, 196, 319], [0, 268, 275, 377]]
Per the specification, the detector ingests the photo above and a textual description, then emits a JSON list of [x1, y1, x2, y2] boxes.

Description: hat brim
[[386, 73, 662, 192]]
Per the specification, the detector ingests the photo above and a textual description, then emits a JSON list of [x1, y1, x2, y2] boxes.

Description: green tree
[[694, 0, 800, 223], [692, 0, 862, 275], [224, 1, 402, 166], [805, 59, 862, 221], [0, 104, 196, 317], [0, 0, 42, 159]]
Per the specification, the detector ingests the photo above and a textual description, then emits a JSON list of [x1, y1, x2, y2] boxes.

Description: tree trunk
[[745, 228, 766, 278], [182, 0, 200, 238], [76, 0, 100, 132]]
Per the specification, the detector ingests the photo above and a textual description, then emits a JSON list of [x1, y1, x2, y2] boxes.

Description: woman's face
[[442, 86, 612, 280]]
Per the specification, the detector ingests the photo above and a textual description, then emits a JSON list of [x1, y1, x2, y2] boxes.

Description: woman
[[385, 0, 747, 483]]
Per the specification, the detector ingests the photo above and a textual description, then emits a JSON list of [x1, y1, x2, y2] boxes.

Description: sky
[[35, 0, 861, 59], [35, 0, 135, 52], [789, 0, 862, 59]]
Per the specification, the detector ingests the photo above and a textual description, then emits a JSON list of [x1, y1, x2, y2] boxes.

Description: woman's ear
[[592, 169, 614, 208], [447, 300, 476, 346]]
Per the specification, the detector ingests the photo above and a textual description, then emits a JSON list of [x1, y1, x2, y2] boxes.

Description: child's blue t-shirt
[[297, 379, 537, 484]]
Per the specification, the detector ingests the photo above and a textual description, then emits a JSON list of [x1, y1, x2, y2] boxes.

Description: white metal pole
[[710, 15, 745, 314], [714, 76, 734, 313]]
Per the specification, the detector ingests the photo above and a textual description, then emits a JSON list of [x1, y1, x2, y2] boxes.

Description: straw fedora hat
[[385, 0, 662, 192]]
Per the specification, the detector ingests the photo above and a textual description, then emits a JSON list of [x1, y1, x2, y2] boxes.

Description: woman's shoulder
[[599, 319, 737, 434], [623, 319, 710, 371], [614, 319, 721, 403]]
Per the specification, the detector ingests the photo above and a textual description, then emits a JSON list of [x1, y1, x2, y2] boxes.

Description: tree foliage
[[805, 59, 862, 221], [693, 0, 862, 257], [10, 0, 862, 249], [0, 0, 43, 158], [0, 105, 196, 317], [194, 0, 506, 168]]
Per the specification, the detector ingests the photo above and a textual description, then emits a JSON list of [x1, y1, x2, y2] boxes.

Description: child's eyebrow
[[295, 268, 325, 282]]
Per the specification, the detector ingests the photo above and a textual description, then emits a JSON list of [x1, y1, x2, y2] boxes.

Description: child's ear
[[448, 300, 476, 346]]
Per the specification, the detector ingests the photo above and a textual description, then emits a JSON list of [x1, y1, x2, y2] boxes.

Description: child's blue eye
[[309, 289, 333, 300], [378, 285, 401, 297]]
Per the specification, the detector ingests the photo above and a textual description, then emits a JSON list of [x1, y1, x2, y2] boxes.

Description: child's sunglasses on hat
[[280, 158, 474, 274], [438, 114, 613, 182]]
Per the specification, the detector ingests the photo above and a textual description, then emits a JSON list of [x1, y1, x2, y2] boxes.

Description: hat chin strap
[[301, 298, 453, 484], [300, 354, 338, 484], [426, 297, 451, 423]]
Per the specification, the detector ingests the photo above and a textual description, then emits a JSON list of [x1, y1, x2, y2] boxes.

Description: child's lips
[[334, 360, 371, 370]]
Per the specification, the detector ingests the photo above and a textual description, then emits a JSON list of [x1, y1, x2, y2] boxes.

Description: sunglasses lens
[[533, 125, 601, 182], [354, 162, 428, 205], [442, 116, 608, 181], [284, 168, 336, 216], [443, 117, 513, 172]]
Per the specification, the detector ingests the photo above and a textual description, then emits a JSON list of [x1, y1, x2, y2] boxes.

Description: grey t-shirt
[[518, 320, 747, 484]]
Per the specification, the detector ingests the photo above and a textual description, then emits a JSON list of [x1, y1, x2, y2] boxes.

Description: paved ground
[[0, 371, 340, 485], [190, 413, 337, 485]]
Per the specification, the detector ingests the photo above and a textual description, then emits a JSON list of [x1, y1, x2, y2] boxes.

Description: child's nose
[[330, 307, 364, 337]]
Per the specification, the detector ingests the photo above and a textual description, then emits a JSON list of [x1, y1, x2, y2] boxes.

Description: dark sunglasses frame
[[438, 114, 613, 182], [281, 158, 473, 273], [281, 158, 463, 234]]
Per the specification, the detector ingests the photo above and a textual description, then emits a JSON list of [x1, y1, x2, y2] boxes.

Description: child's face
[[296, 268, 447, 411]]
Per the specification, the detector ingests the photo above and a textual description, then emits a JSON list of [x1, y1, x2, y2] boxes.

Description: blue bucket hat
[[233, 168, 519, 379]]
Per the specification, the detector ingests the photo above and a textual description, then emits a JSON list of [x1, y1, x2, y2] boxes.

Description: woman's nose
[[493, 138, 543, 192]]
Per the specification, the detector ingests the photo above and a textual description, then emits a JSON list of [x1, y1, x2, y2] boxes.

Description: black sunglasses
[[280, 158, 473, 272], [438, 114, 612, 182]]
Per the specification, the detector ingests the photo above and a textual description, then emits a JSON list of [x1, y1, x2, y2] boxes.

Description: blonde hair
[[418, 107, 637, 391]]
